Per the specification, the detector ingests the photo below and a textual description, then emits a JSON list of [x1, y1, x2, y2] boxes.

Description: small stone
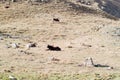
[[101, 6, 105, 10], [101, 45, 105, 47], [5, 44, 11, 48], [26, 43, 36, 49], [78, 64, 83, 67], [4, 69, 11, 73], [0, 37, 3, 40], [82, 43, 92, 48], [9, 75, 17, 80], [26, 44, 30, 49], [51, 57, 60, 61], [18, 50, 24, 53], [30, 43, 36, 47], [24, 51, 32, 55], [4, 5, 10, 9], [48, 57, 60, 61], [11, 43, 19, 49], [107, 67, 113, 70], [68, 46, 73, 48]]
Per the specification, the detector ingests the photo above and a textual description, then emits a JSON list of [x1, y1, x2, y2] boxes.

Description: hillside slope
[[0, 0, 120, 75], [95, 0, 120, 18]]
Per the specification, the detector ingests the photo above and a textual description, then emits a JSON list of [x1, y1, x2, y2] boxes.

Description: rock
[[26, 43, 36, 49], [18, 50, 24, 53], [4, 5, 10, 9], [26, 44, 30, 49], [67, 46, 73, 48], [101, 45, 105, 47], [11, 43, 19, 49], [82, 43, 92, 48], [11, 0, 17, 2], [0, 37, 3, 40], [4, 69, 11, 73], [84, 57, 94, 67], [101, 6, 105, 10], [47, 57, 60, 64], [24, 51, 32, 55], [51, 57, 60, 61], [78, 64, 83, 67], [9, 75, 17, 80], [5, 44, 11, 48], [107, 66, 113, 70]]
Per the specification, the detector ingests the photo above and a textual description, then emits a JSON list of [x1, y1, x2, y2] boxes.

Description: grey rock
[[0, 37, 3, 40], [9, 75, 17, 80], [26, 43, 36, 49], [84, 57, 94, 67], [50, 57, 60, 61], [107, 66, 113, 70], [11, 43, 19, 49]]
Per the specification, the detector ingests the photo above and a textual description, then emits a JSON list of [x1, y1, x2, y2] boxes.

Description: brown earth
[[0, 1, 120, 74]]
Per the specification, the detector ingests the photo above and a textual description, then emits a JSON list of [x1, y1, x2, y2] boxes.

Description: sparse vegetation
[[0, 0, 120, 79], [0, 73, 120, 80]]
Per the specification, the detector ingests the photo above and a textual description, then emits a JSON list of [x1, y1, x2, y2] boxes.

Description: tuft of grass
[[0, 73, 120, 80]]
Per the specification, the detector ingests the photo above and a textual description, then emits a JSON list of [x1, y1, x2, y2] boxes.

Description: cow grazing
[[47, 45, 61, 51], [53, 18, 60, 22]]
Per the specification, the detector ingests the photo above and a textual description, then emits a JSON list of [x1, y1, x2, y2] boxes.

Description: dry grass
[[0, 73, 120, 80], [0, 0, 120, 76]]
